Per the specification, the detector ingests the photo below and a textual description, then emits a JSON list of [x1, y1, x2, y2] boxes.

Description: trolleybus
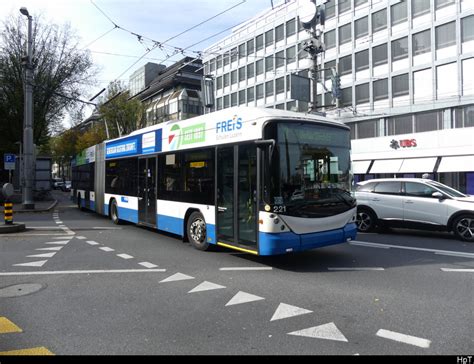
[[71, 107, 357, 255]]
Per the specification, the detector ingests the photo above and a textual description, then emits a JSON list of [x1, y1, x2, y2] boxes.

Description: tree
[[0, 14, 98, 158], [75, 124, 107, 152], [98, 81, 145, 139]]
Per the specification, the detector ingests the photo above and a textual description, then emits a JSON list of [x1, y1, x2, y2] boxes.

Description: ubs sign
[[390, 138, 417, 150]]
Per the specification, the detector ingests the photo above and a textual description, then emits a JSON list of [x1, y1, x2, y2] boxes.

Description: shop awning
[[399, 157, 437, 173], [437, 155, 474, 172], [352, 160, 372, 174], [369, 159, 404, 174]]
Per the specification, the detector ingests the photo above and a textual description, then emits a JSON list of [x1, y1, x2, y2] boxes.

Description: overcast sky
[[0, 0, 275, 123]]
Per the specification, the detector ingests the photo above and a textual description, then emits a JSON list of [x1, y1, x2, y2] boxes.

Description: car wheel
[[453, 214, 474, 242], [187, 212, 210, 251], [356, 208, 377, 233], [110, 199, 122, 225]]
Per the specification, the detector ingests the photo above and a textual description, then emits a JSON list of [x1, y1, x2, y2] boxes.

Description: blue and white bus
[[71, 107, 357, 256]]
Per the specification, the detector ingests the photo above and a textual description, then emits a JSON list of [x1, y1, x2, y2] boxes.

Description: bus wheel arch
[[185, 210, 210, 251], [109, 198, 122, 225]]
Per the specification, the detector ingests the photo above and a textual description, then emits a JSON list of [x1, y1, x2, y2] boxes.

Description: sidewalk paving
[[0, 199, 58, 234]]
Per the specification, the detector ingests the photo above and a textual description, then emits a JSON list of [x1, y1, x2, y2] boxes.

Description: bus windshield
[[263, 121, 355, 218]]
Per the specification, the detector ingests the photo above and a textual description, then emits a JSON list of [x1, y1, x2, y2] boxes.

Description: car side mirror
[[432, 192, 444, 200]]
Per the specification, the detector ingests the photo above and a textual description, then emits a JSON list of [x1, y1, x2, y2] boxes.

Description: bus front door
[[217, 144, 258, 253], [138, 157, 157, 226]]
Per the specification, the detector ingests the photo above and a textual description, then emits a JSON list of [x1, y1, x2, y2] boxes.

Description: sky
[[0, 0, 275, 125]]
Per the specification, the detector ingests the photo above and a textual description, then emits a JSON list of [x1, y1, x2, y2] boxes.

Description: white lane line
[[441, 268, 474, 272], [225, 291, 265, 306], [288, 322, 348, 342], [36, 246, 63, 251], [219, 267, 273, 271], [138, 262, 158, 269], [328, 267, 385, 271], [351, 240, 474, 259], [55, 221, 63, 224], [26, 252, 57, 258], [99, 247, 115, 252], [117, 253, 133, 259], [13, 260, 48, 267], [45, 240, 70, 245], [270, 303, 313, 322], [86, 241, 100, 246], [92, 227, 122, 230], [0, 269, 166, 276], [188, 281, 226, 293], [376, 329, 431, 349], [75, 236, 87, 240], [160, 273, 195, 283], [52, 236, 72, 240]]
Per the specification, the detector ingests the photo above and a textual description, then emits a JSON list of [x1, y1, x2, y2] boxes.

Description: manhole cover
[[0, 283, 45, 297]]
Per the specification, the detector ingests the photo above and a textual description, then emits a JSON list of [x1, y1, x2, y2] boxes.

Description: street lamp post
[[20, 7, 35, 209]]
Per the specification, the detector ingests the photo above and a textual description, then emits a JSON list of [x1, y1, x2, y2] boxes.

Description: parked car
[[60, 181, 71, 192], [52, 178, 64, 190], [354, 178, 474, 242]]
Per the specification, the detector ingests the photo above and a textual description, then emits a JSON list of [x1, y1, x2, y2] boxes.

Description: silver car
[[354, 178, 474, 242]]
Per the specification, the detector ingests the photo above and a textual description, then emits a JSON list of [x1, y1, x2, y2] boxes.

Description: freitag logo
[[168, 124, 180, 150]]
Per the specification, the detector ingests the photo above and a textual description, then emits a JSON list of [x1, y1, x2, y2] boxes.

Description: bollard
[[4, 201, 13, 225]]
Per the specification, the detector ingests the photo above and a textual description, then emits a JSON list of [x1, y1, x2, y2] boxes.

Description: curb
[[12, 200, 58, 213], [0, 223, 26, 234]]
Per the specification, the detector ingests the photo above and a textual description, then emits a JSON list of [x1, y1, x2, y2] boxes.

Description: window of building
[[275, 103, 285, 110], [454, 105, 474, 128], [256, 34, 264, 51], [355, 50, 369, 72], [372, 9, 387, 33], [216, 97, 223, 110], [324, 29, 336, 49], [341, 87, 352, 106], [286, 18, 296, 37], [373, 43, 388, 66], [413, 30, 431, 55], [435, 0, 455, 9], [462, 16, 474, 43], [325, 1, 335, 19], [357, 119, 377, 138], [265, 80, 274, 97], [231, 70, 237, 85], [275, 24, 284, 43], [209, 59, 215, 72], [247, 87, 255, 102], [415, 111, 442, 132], [325, 60, 336, 81], [223, 51, 230, 66], [355, 0, 368, 7], [231, 92, 238, 107], [216, 76, 223, 90], [392, 73, 409, 97], [373, 78, 388, 100], [338, 0, 351, 14], [275, 77, 285, 94], [412, 0, 430, 18], [223, 73, 230, 87], [256, 59, 264, 75], [437, 62, 457, 97], [391, 37, 408, 61], [355, 17, 368, 39], [436, 22, 456, 49], [298, 42, 309, 60], [247, 39, 255, 56], [356, 83, 370, 104], [216, 55, 222, 69], [265, 55, 274, 72], [256, 84, 264, 99], [339, 54, 352, 76], [238, 43, 246, 60], [339, 23, 352, 45], [391, 1, 407, 26], [286, 100, 296, 111], [247, 63, 255, 79], [386, 115, 412, 135], [223, 95, 230, 108], [231, 47, 238, 63], [286, 46, 296, 64], [275, 50, 285, 69], [265, 29, 274, 47]]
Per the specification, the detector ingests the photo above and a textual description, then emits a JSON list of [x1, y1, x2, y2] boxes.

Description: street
[[0, 191, 473, 355]]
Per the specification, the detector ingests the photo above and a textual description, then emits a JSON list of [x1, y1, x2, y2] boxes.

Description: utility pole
[[20, 7, 35, 209]]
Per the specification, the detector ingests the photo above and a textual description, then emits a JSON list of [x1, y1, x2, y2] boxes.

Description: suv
[[355, 178, 474, 242]]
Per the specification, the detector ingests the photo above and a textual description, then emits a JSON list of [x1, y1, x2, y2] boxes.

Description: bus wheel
[[110, 199, 122, 225], [187, 212, 209, 251]]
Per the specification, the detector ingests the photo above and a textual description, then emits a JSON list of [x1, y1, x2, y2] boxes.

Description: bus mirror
[[255, 139, 275, 164]]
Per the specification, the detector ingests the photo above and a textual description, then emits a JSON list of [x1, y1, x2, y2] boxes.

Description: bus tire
[[187, 211, 209, 251], [110, 199, 122, 225]]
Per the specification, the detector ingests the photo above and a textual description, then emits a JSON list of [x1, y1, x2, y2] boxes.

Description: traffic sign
[[4, 154, 16, 170]]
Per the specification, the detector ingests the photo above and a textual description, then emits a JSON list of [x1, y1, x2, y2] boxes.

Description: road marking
[[99, 247, 115, 252], [75, 236, 87, 240], [160, 272, 195, 283], [44, 240, 70, 245], [86, 241, 99, 246], [376, 329, 431, 348], [117, 253, 133, 259], [0, 269, 166, 276], [225, 291, 265, 306], [0, 347, 54, 355], [36, 247, 63, 251], [26, 252, 56, 258], [52, 236, 72, 239], [441, 268, 474, 272], [0, 317, 23, 334], [13, 260, 48, 267], [92, 227, 122, 230], [288, 322, 348, 342], [270, 303, 313, 321], [327, 267, 385, 271], [55, 221, 63, 224], [0, 233, 69, 237], [188, 281, 226, 293], [219, 267, 273, 271], [351, 240, 474, 259], [138, 262, 158, 269]]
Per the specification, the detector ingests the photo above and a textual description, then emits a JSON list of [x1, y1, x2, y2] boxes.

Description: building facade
[[202, 0, 474, 193]]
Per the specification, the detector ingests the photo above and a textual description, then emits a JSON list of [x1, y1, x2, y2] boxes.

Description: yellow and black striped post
[[4, 202, 13, 225]]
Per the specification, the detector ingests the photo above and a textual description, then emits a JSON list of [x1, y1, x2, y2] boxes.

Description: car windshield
[[263, 121, 355, 218], [426, 180, 467, 198]]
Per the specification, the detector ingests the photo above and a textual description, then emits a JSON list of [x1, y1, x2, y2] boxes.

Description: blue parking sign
[[4, 153, 16, 170]]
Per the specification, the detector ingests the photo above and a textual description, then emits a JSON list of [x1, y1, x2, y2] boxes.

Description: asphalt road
[[0, 191, 473, 355]]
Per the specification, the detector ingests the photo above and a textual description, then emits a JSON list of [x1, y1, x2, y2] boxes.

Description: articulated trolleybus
[[72, 107, 357, 256]]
